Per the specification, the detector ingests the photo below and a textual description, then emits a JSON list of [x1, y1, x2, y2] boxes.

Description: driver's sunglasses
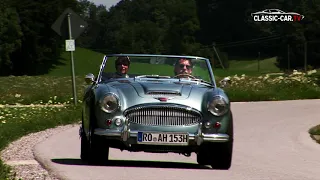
[[116, 62, 129, 66], [179, 64, 192, 70]]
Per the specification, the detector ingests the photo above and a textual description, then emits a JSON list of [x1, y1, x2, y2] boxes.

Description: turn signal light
[[205, 122, 211, 128], [214, 122, 221, 129], [106, 119, 112, 126]]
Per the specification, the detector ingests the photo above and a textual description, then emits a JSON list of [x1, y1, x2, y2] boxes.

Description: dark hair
[[115, 56, 130, 68], [174, 58, 193, 67]]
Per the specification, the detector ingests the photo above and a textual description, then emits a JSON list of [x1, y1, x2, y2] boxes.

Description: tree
[[7, 0, 79, 75], [252, 0, 320, 69], [0, 0, 23, 75]]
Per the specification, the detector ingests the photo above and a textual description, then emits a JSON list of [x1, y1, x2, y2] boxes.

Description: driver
[[112, 56, 130, 78], [174, 58, 193, 78]]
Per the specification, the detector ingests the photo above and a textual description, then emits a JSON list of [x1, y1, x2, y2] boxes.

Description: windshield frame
[[95, 54, 217, 88]]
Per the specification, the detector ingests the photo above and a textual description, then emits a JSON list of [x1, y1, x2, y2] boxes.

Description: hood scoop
[[140, 82, 183, 97], [146, 91, 181, 96], [126, 81, 192, 99]]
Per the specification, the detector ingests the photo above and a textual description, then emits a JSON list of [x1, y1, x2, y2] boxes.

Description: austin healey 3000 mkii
[[79, 54, 233, 169]]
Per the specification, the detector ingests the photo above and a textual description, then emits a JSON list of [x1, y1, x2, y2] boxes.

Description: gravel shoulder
[[0, 123, 79, 180]]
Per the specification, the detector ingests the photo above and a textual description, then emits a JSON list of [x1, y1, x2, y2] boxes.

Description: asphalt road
[[34, 100, 320, 180]]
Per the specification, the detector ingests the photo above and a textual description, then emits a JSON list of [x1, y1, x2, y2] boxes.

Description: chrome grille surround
[[123, 104, 202, 126]]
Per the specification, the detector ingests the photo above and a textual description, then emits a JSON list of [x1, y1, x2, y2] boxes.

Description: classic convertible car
[[79, 54, 233, 169]]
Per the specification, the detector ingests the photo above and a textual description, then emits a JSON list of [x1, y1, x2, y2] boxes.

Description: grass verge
[[0, 76, 87, 105], [0, 105, 82, 179], [1, 73, 319, 105], [309, 125, 320, 144]]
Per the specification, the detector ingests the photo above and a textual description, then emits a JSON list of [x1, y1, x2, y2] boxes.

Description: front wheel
[[197, 141, 233, 170], [197, 116, 234, 169], [88, 134, 110, 165], [80, 125, 89, 161], [80, 113, 89, 162], [210, 141, 233, 169], [87, 122, 110, 165]]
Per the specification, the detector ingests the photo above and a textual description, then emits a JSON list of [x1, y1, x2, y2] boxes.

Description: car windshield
[[98, 55, 214, 86]]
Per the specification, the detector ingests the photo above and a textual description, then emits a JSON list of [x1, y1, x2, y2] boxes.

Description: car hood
[[110, 80, 203, 99], [95, 79, 222, 112]]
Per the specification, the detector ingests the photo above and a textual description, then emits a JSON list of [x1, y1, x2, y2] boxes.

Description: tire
[[196, 148, 209, 165], [197, 141, 233, 169], [197, 117, 234, 170], [80, 113, 89, 162], [80, 124, 89, 161], [209, 141, 233, 169], [88, 130, 110, 165], [87, 107, 110, 165]]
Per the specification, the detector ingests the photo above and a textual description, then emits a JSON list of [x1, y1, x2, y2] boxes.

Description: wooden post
[[212, 43, 225, 69], [257, 52, 260, 72], [287, 44, 290, 70], [304, 41, 307, 72]]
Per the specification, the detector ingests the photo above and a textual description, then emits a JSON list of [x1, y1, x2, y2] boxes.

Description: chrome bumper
[[94, 122, 229, 145]]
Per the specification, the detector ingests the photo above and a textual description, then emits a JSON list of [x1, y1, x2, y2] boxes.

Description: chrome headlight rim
[[99, 92, 120, 113], [207, 95, 229, 116]]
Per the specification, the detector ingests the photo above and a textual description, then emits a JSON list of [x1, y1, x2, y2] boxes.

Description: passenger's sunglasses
[[116, 62, 129, 66], [179, 64, 192, 69]]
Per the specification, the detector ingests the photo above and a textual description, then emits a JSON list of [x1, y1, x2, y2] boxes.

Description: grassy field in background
[[48, 47, 281, 78], [213, 57, 281, 77], [47, 48, 106, 76]]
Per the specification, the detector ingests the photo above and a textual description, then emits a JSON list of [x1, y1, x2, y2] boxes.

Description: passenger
[[112, 56, 130, 78]]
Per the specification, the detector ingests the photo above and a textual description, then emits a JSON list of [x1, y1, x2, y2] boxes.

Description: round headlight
[[207, 96, 228, 116], [100, 93, 119, 113]]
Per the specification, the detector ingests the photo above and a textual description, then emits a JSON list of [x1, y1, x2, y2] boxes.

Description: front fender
[[200, 87, 231, 134], [82, 83, 117, 137]]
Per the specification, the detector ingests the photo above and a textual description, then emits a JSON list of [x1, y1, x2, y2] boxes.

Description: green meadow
[[48, 47, 281, 78]]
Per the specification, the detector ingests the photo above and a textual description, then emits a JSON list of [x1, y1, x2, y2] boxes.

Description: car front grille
[[123, 104, 202, 126]]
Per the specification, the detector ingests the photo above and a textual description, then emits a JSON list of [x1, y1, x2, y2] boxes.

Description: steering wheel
[[173, 74, 197, 79]]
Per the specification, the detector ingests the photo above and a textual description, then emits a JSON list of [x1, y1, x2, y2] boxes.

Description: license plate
[[137, 132, 189, 145]]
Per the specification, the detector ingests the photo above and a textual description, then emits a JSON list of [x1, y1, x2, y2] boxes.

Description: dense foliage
[[0, 0, 319, 76]]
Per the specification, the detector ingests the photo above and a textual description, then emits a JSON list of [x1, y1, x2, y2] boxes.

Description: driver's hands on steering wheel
[[173, 73, 196, 79]]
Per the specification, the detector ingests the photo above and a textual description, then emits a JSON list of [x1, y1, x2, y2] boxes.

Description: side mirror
[[85, 73, 95, 84], [219, 77, 231, 88]]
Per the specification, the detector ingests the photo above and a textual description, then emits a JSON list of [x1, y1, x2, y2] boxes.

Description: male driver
[[173, 58, 193, 78], [112, 56, 130, 78]]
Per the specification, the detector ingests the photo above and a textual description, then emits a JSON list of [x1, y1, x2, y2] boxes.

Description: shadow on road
[[51, 158, 211, 169]]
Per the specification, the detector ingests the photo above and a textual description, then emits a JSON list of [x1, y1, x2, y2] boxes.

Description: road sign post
[[51, 8, 88, 106], [67, 13, 77, 105]]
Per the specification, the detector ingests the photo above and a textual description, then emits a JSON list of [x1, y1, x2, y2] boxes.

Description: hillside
[[47, 48, 106, 76], [47, 48, 281, 77]]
